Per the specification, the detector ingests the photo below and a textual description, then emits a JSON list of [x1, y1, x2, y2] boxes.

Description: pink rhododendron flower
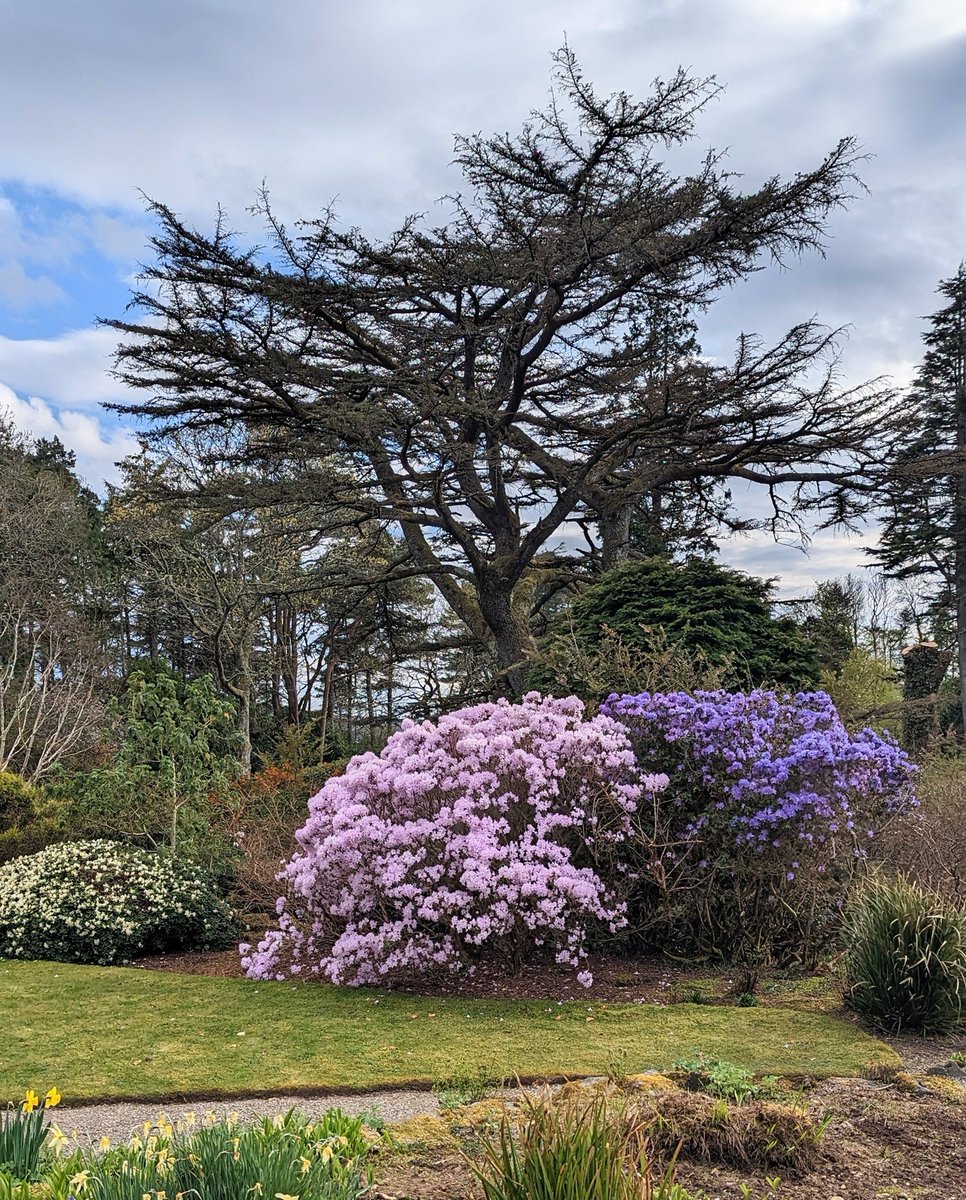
[[242, 693, 658, 986]]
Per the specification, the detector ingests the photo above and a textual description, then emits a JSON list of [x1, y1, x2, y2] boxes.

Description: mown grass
[[0, 959, 897, 1104]]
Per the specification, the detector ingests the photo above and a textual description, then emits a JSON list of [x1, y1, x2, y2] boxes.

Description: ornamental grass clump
[[602, 689, 917, 963], [243, 693, 666, 986], [843, 873, 966, 1034], [0, 840, 236, 965], [472, 1094, 692, 1200]]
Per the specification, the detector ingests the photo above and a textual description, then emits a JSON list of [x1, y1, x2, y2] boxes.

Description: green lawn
[[1, 960, 897, 1105]]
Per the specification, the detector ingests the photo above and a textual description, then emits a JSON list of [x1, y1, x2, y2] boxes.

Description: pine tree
[[874, 265, 966, 731]]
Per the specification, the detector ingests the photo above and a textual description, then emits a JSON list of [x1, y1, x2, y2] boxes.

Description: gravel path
[[54, 1090, 440, 1147], [48, 1034, 966, 1146]]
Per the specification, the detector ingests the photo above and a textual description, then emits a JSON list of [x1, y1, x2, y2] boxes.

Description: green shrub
[[566, 559, 819, 690], [0, 774, 36, 831], [843, 873, 966, 1034], [0, 773, 55, 867], [0, 840, 237, 965], [48, 663, 240, 874], [472, 1094, 692, 1200]]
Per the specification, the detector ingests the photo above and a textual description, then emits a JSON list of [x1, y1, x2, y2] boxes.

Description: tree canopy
[[107, 48, 898, 693], [873, 264, 966, 727], [568, 558, 819, 689]]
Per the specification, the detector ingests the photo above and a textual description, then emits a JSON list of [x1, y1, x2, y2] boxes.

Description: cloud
[[0, 326, 132, 407], [0, 0, 963, 585], [0, 262, 66, 310], [0, 383, 138, 488], [719, 530, 876, 597]]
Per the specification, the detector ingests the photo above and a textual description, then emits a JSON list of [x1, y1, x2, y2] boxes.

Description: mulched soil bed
[[131, 947, 754, 1004], [372, 1079, 966, 1199]]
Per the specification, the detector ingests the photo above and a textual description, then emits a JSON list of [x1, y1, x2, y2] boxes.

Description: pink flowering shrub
[[242, 693, 665, 986]]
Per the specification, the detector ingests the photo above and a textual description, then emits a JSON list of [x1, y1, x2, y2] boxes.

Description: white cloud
[[719, 529, 877, 597], [0, 383, 138, 488], [0, 327, 132, 407]]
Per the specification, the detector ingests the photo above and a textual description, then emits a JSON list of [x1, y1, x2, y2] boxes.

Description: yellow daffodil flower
[[47, 1123, 69, 1152], [275, 1194, 299, 1200], [70, 1171, 90, 1190], [22, 1089, 39, 1113], [44, 1086, 62, 1108], [99, 1136, 112, 1151]]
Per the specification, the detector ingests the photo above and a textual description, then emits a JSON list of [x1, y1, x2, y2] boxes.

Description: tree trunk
[[599, 503, 633, 570], [236, 638, 253, 776], [477, 574, 537, 697]]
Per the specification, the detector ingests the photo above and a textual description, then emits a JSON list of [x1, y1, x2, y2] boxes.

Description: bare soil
[[132, 947, 770, 1004], [371, 1078, 966, 1200]]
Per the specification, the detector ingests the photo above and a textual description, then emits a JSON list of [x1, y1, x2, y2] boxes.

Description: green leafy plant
[[50, 662, 240, 869], [0, 773, 53, 866], [671, 1056, 781, 1105], [843, 873, 966, 1034], [0, 1087, 61, 1180], [0, 1172, 30, 1200], [433, 1065, 501, 1110], [472, 1094, 693, 1200], [0, 840, 236, 965], [45, 1109, 376, 1200]]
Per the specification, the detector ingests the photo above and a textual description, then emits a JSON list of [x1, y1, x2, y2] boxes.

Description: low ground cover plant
[[602, 688, 918, 963], [843, 872, 966, 1034], [0, 960, 896, 1101], [0, 840, 236, 965]]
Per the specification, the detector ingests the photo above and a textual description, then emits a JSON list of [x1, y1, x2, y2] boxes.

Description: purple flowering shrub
[[242, 693, 665, 986], [602, 689, 918, 964]]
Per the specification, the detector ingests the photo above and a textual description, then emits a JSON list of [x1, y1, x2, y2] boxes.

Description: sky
[[1, 0, 964, 596]]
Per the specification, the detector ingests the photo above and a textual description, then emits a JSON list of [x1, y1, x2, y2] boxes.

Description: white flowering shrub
[[0, 840, 237, 965]]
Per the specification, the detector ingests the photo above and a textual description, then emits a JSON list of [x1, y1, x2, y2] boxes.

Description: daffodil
[[48, 1123, 69, 1153], [275, 1194, 299, 1200], [22, 1089, 39, 1113], [70, 1171, 90, 1191], [44, 1086, 62, 1108], [99, 1136, 112, 1151]]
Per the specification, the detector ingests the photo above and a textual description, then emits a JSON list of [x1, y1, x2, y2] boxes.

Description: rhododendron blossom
[[242, 693, 665, 986], [600, 688, 918, 961]]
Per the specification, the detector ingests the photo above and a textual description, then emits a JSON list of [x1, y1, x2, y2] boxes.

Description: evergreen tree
[[873, 265, 966, 730]]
